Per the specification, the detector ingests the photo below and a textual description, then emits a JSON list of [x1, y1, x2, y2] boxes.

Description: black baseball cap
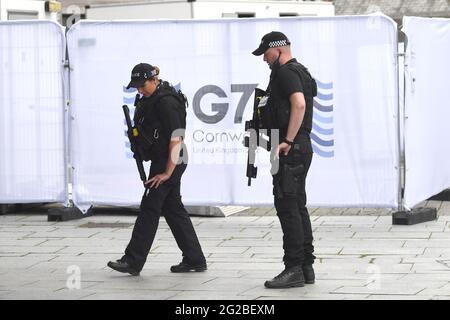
[[126, 63, 158, 89], [252, 31, 291, 56]]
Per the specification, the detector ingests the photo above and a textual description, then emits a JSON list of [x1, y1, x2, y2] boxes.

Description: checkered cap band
[[268, 40, 288, 48]]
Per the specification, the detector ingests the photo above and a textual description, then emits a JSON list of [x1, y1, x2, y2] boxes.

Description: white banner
[[67, 15, 399, 210], [403, 17, 450, 210], [0, 21, 66, 203]]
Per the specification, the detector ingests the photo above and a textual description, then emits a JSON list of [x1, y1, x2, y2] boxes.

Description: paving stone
[[170, 277, 263, 294], [0, 246, 65, 254], [340, 247, 424, 255], [241, 279, 366, 297], [390, 225, 446, 232], [23, 230, 100, 238], [332, 284, 425, 295], [404, 239, 450, 248], [0, 231, 36, 238], [417, 282, 450, 297], [56, 246, 126, 254], [218, 240, 282, 247], [1, 226, 59, 232], [318, 272, 404, 281], [40, 239, 128, 247], [207, 262, 280, 271], [366, 294, 435, 300], [320, 216, 379, 224], [314, 239, 405, 248], [170, 291, 255, 300], [0, 239, 49, 246], [1, 288, 96, 300], [423, 248, 450, 256], [409, 262, 450, 273], [25, 261, 112, 271], [352, 231, 432, 239], [207, 256, 280, 264], [86, 276, 187, 291], [81, 290, 177, 300], [430, 232, 450, 239], [313, 231, 356, 239], [256, 293, 371, 300]]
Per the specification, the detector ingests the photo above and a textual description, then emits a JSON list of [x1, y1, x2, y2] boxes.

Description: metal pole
[[62, 55, 73, 208], [396, 35, 406, 213], [48, 51, 87, 221], [397, 47, 406, 213], [392, 31, 436, 225]]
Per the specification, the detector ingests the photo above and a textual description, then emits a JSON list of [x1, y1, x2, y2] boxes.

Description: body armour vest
[[133, 81, 187, 161], [267, 60, 317, 137]]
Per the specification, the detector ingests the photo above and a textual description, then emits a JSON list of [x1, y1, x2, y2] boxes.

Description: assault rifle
[[244, 88, 272, 186], [122, 94, 147, 184]]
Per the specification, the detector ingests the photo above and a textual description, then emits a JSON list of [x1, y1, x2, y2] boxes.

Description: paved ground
[[1, 200, 450, 300]]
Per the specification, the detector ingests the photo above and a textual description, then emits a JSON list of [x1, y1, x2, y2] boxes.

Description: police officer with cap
[[108, 63, 207, 275], [253, 32, 317, 288]]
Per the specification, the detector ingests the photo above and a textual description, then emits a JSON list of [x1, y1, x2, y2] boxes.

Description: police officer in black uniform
[[108, 63, 207, 275], [252, 32, 317, 288]]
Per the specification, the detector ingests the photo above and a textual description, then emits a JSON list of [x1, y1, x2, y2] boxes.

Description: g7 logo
[[192, 84, 258, 124]]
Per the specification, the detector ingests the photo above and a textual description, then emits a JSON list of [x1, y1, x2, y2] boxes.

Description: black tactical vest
[[133, 81, 187, 161], [267, 60, 317, 136]]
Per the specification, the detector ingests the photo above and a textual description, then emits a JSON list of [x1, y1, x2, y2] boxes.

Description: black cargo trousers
[[123, 161, 206, 272], [272, 139, 315, 269]]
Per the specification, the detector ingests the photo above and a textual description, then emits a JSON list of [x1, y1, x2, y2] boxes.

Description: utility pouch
[[281, 163, 304, 196], [272, 175, 284, 199], [134, 125, 160, 161]]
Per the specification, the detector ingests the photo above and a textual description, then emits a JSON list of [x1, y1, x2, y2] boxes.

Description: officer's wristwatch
[[283, 138, 294, 146]]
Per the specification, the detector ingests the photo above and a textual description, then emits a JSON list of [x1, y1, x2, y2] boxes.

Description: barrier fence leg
[[392, 207, 437, 225], [47, 203, 93, 222], [47, 182, 93, 222], [392, 39, 437, 225], [0, 204, 17, 215], [47, 58, 93, 222]]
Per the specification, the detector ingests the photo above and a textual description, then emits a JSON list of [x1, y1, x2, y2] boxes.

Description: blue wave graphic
[[311, 132, 334, 147], [313, 112, 333, 124], [316, 92, 333, 101], [174, 83, 181, 91], [313, 100, 333, 113], [312, 144, 334, 158], [311, 79, 334, 158], [316, 80, 333, 90], [123, 96, 135, 104], [123, 86, 136, 93], [312, 121, 334, 135]]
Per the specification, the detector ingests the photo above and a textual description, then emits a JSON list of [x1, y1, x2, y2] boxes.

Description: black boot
[[170, 261, 207, 273], [264, 266, 305, 289], [303, 265, 315, 284], [107, 258, 140, 276]]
